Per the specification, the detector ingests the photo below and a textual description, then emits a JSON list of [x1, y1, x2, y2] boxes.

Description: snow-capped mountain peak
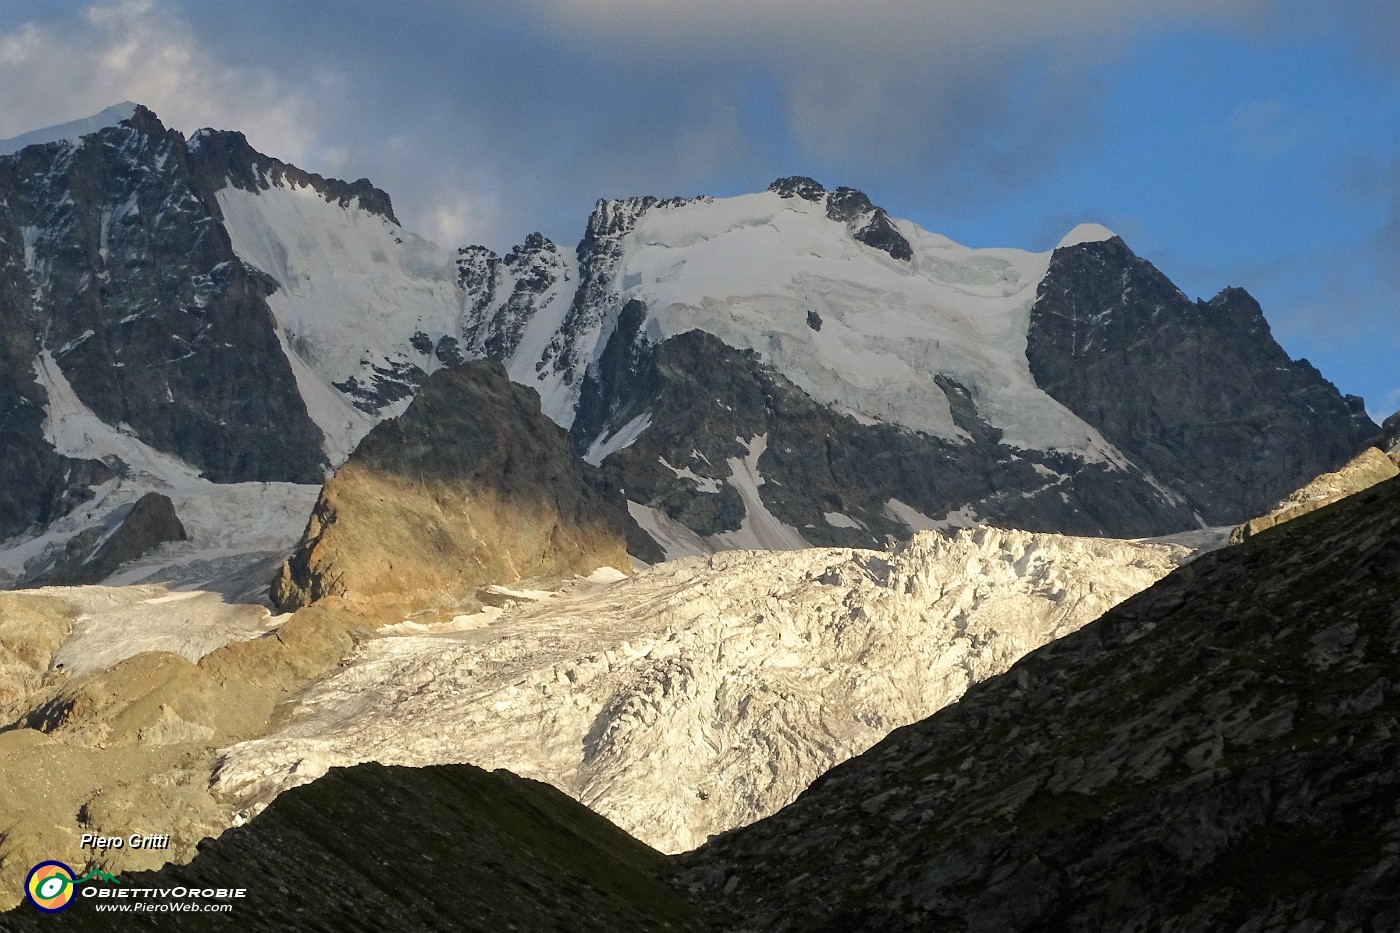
[[1056, 222, 1119, 249]]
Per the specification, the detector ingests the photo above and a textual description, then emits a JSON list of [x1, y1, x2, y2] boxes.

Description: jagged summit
[[0, 101, 140, 157], [768, 175, 827, 201], [186, 126, 398, 224]]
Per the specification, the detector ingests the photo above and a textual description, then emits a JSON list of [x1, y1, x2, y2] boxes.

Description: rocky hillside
[[272, 360, 638, 617], [675, 475, 1400, 931], [0, 763, 709, 932]]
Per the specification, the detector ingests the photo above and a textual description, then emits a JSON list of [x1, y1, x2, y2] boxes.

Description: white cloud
[[0, 0, 314, 167]]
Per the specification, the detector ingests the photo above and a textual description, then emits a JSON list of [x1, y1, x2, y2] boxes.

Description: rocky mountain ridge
[[0, 102, 1379, 587]]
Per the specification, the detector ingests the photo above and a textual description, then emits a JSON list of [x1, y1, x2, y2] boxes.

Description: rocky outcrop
[[1027, 239, 1378, 524], [0, 763, 709, 932], [1231, 445, 1398, 542], [0, 593, 76, 721], [271, 361, 635, 617], [675, 475, 1400, 932], [31, 492, 187, 585]]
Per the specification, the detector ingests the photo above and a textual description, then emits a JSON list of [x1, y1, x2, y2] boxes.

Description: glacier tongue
[[2, 351, 321, 593], [211, 528, 1191, 853]]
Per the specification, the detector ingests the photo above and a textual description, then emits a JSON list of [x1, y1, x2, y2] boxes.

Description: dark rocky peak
[[120, 104, 177, 143], [822, 185, 877, 223], [505, 231, 558, 265], [823, 185, 912, 262], [1202, 285, 1276, 341], [504, 232, 564, 290], [456, 244, 501, 301], [1027, 234, 1378, 524], [768, 175, 826, 201], [185, 127, 398, 224], [0, 102, 328, 490], [462, 233, 570, 363], [583, 196, 663, 246], [1383, 410, 1400, 456]]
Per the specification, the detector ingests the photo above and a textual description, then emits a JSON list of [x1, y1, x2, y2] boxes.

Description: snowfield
[[216, 182, 468, 463], [532, 191, 1126, 463]]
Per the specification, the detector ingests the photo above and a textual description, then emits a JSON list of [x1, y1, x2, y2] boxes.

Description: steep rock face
[[185, 127, 398, 224], [219, 528, 1188, 855], [459, 232, 572, 364], [32, 491, 186, 585], [271, 360, 634, 616], [577, 328, 1201, 549], [676, 475, 1400, 932], [1027, 238, 1378, 523], [524, 195, 692, 423], [0, 262, 112, 539], [1382, 409, 1400, 456], [0, 105, 327, 495], [1231, 445, 1398, 542], [0, 763, 709, 932]]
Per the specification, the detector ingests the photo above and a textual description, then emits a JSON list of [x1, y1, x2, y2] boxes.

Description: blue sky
[[1, 1, 1396, 417]]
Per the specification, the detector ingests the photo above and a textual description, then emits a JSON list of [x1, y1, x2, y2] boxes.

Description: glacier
[[211, 528, 1192, 853]]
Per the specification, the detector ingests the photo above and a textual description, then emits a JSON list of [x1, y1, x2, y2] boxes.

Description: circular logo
[[25, 861, 76, 913]]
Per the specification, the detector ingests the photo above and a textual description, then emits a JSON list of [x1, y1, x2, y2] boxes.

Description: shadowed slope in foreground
[[676, 475, 1400, 931], [1, 762, 709, 932]]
